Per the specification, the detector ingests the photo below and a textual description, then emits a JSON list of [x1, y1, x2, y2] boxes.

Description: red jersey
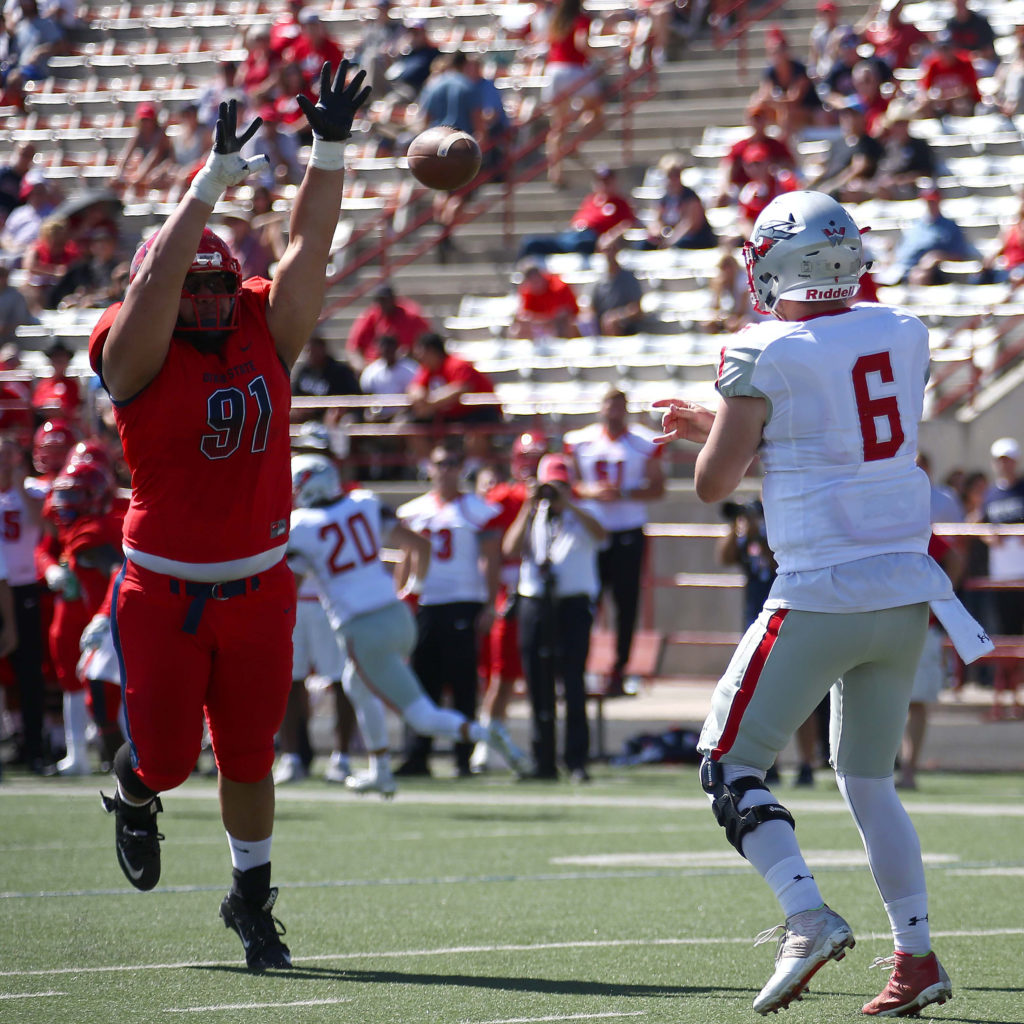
[[920, 51, 980, 104], [88, 278, 292, 574], [572, 192, 636, 235], [346, 299, 432, 361], [283, 35, 345, 84], [57, 511, 124, 611], [32, 374, 81, 418], [725, 134, 795, 189], [410, 354, 495, 421], [548, 14, 591, 65], [518, 273, 579, 319]]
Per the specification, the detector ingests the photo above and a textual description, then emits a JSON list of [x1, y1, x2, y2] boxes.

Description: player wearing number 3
[[655, 191, 991, 1017], [88, 64, 371, 970]]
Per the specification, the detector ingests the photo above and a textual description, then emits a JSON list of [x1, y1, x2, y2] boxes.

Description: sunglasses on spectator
[[184, 272, 235, 294], [432, 456, 461, 469]]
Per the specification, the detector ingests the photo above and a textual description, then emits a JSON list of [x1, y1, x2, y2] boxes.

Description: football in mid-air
[[407, 126, 482, 191]]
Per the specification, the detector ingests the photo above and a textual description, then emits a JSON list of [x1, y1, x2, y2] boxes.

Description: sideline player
[[88, 64, 371, 970], [654, 191, 991, 1017], [286, 455, 528, 795]]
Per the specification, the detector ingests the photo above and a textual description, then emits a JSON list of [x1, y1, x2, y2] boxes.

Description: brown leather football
[[407, 126, 482, 191]]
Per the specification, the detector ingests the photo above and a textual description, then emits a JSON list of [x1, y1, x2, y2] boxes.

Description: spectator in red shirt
[[32, 338, 81, 422], [945, 0, 997, 77], [736, 142, 799, 235], [21, 215, 78, 312], [511, 260, 580, 340], [240, 23, 280, 105], [283, 10, 346, 87], [517, 165, 638, 260], [859, 0, 928, 72], [268, 0, 304, 57], [406, 332, 500, 468], [345, 282, 432, 368], [715, 101, 796, 207], [916, 31, 981, 118], [980, 189, 1024, 285], [271, 63, 317, 141]]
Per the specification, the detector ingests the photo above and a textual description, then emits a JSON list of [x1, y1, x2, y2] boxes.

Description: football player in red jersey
[[87, 63, 370, 970], [39, 462, 122, 776], [30, 419, 77, 488]]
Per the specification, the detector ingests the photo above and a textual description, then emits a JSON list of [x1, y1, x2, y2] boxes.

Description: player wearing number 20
[[655, 191, 991, 1017], [87, 63, 371, 970]]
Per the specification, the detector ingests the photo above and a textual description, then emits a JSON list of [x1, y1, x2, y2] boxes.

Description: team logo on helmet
[[822, 220, 847, 245], [751, 216, 799, 258]]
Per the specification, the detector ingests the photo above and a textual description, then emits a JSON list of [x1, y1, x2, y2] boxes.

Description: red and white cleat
[[862, 951, 952, 1017]]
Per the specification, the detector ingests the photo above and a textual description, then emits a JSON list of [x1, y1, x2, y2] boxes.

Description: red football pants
[[112, 558, 296, 791]]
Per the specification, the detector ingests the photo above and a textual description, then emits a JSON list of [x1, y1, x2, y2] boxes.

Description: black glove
[[214, 98, 262, 154], [296, 60, 372, 142]]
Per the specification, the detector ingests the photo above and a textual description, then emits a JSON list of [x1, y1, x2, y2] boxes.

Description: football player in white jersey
[[655, 191, 992, 1018], [286, 455, 528, 796], [563, 389, 665, 694]]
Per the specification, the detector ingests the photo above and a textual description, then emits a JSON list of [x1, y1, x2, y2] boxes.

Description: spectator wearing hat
[[887, 184, 980, 286], [716, 102, 796, 207], [756, 25, 824, 142], [808, 97, 884, 202], [916, 30, 981, 119], [872, 101, 937, 200], [736, 142, 799, 235], [503, 452, 607, 781], [512, 260, 580, 341], [982, 438, 1024, 643], [649, 152, 717, 250], [0, 141, 36, 218], [859, 0, 928, 73], [113, 101, 175, 197], [282, 9, 345, 85], [49, 226, 124, 309], [944, 0, 997, 78], [346, 283, 432, 368], [32, 337, 81, 420], [809, 3, 854, 80], [517, 165, 638, 260]]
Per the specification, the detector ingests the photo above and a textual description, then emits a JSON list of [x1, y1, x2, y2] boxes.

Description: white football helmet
[[743, 190, 865, 315], [291, 454, 341, 508]]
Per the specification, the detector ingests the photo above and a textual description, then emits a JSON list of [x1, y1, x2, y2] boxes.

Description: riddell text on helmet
[[803, 285, 857, 300]]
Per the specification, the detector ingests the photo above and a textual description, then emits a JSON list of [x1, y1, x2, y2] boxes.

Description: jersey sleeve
[[716, 340, 773, 417], [87, 302, 123, 382]]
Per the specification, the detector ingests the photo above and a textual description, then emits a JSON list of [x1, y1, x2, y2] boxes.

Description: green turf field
[[1, 768, 1022, 1024]]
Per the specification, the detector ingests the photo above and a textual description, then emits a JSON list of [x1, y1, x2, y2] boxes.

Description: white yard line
[[2, 929, 1022, 981], [466, 1013, 646, 1024], [164, 997, 352, 1013], [0, 991, 65, 1000]]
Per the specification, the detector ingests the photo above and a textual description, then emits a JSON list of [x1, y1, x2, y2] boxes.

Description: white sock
[[226, 833, 272, 872], [404, 695, 469, 742], [719, 764, 824, 916], [884, 893, 931, 954], [63, 690, 89, 764], [117, 781, 152, 808], [763, 855, 823, 918], [342, 666, 390, 750]]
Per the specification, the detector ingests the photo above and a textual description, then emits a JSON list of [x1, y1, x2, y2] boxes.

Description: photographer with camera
[[717, 498, 776, 630], [503, 454, 607, 782]]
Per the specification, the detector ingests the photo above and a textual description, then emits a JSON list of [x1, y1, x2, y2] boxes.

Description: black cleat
[[100, 791, 164, 891], [220, 887, 292, 971]]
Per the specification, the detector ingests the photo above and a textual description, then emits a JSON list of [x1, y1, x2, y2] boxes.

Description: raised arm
[[101, 101, 267, 401], [267, 61, 371, 369]]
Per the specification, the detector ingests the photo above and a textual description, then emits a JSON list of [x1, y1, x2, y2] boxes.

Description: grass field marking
[[467, 1012, 646, 1024], [164, 997, 353, 1013], [0, 991, 66, 1000], [6, 783, 1024, 817], [4, 929, 1023, 981]]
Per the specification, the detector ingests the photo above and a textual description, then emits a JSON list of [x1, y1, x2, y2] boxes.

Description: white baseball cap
[[990, 437, 1020, 460]]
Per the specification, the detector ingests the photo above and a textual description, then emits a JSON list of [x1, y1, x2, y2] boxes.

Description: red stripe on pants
[[711, 608, 789, 760]]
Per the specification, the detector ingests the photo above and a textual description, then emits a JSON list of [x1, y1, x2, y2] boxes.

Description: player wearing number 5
[[87, 64, 370, 970], [655, 191, 991, 1017]]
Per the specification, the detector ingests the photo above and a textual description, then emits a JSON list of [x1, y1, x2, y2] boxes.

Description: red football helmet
[[65, 439, 114, 475], [32, 419, 77, 476], [130, 227, 242, 333], [511, 429, 549, 480], [49, 462, 115, 524]]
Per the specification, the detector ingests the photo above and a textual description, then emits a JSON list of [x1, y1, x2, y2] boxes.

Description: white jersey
[[396, 491, 499, 605], [0, 484, 43, 586], [287, 490, 398, 629], [563, 422, 661, 531], [719, 303, 951, 612]]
